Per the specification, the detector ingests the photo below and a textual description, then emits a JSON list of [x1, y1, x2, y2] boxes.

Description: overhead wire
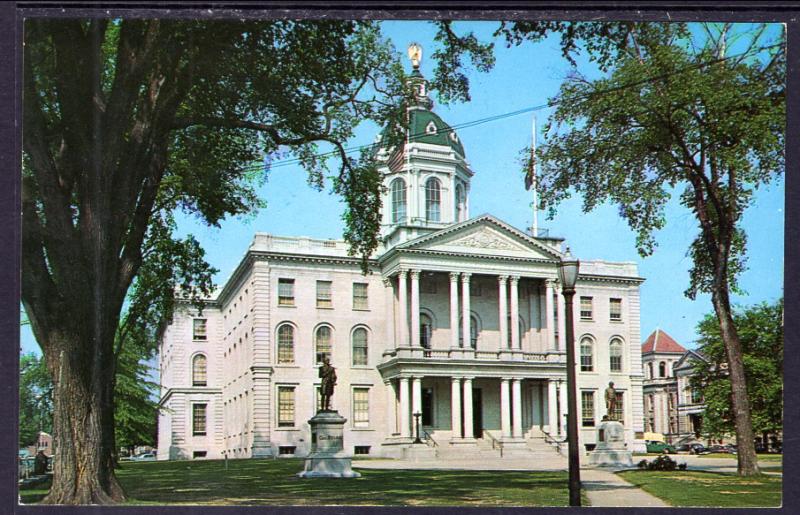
[[233, 41, 782, 173]]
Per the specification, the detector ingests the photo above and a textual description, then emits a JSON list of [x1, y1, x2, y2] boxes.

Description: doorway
[[472, 388, 483, 438]]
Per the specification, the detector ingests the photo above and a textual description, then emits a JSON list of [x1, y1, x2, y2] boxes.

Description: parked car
[[708, 444, 736, 454], [646, 441, 677, 454], [688, 443, 709, 455], [132, 453, 156, 461]]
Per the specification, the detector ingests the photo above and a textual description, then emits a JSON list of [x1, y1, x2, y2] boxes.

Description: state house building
[[157, 62, 648, 461]]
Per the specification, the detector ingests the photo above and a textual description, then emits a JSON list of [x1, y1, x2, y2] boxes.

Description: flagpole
[[531, 115, 539, 237]]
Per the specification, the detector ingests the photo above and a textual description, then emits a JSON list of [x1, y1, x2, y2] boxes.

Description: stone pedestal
[[588, 420, 634, 468], [297, 410, 361, 478]]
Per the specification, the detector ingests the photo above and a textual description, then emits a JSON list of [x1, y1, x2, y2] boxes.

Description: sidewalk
[[581, 468, 669, 507]]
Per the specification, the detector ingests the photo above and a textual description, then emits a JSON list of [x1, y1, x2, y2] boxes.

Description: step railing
[[421, 429, 438, 448], [541, 429, 567, 455], [484, 430, 504, 458]]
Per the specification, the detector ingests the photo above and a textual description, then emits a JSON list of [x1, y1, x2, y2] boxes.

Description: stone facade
[[157, 64, 648, 461]]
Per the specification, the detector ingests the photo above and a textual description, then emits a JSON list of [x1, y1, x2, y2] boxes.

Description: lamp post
[[413, 411, 423, 444], [558, 247, 581, 507]]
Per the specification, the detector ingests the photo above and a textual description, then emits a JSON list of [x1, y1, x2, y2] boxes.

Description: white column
[[451, 377, 462, 439], [547, 379, 558, 434], [412, 376, 422, 417], [512, 378, 523, 438], [450, 272, 460, 349], [498, 276, 508, 349], [510, 276, 520, 349], [398, 270, 408, 346], [559, 380, 568, 437], [461, 273, 472, 348], [383, 278, 395, 349], [544, 280, 554, 350], [399, 377, 410, 438], [500, 378, 511, 438], [386, 380, 397, 435], [463, 377, 474, 439], [410, 270, 421, 347], [557, 282, 566, 352]]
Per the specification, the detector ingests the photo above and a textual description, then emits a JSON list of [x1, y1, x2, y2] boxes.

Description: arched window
[[352, 327, 368, 366], [455, 183, 465, 222], [420, 314, 433, 349], [659, 361, 667, 378], [192, 354, 207, 386], [315, 325, 332, 364], [459, 315, 479, 349], [609, 338, 623, 372], [580, 337, 594, 372], [647, 362, 653, 379], [277, 324, 294, 364], [391, 178, 406, 223], [425, 178, 441, 222]]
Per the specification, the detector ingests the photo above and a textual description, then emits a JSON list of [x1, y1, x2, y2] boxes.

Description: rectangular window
[[581, 391, 595, 427], [580, 296, 593, 320], [610, 298, 622, 321], [192, 404, 207, 435], [193, 319, 207, 340], [354, 445, 371, 455], [192, 451, 207, 459], [613, 392, 624, 424], [352, 388, 369, 428], [278, 278, 295, 306], [352, 283, 369, 310], [278, 446, 296, 455], [316, 280, 332, 308], [278, 387, 295, 427]]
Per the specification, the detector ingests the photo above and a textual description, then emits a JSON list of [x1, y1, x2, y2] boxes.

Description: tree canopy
[[22, 18, 412, 504], [691, 300, 783, 440], [433, 20, 784, 476]]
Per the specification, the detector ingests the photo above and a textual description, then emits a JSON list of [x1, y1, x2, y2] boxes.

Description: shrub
[[637, 455, 685, 471]]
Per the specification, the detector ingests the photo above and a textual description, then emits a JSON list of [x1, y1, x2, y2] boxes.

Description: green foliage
[[533, 25, 784, 277], [691, 299, 783, 438], [19, 353, 53, 448], [114, 341, 158, 451], [636, 455, 685, 471]]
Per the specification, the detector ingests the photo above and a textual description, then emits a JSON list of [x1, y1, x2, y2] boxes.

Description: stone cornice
[[158, 387, 223, 407]]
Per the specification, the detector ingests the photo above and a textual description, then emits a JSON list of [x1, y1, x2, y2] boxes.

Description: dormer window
[[425, 121, 437, 135], [450, 131, 459, 143]]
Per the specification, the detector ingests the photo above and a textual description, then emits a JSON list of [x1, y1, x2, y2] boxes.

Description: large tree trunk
[[711, 283, 760, 476], [38, 328, 125, 504]]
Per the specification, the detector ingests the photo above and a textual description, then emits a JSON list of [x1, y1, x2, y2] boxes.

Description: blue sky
[[20, 21, 784, 355]]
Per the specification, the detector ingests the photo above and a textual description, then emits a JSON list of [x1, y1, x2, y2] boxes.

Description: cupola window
[[391, 178, 407, 223], [425, 178, 441, 222]]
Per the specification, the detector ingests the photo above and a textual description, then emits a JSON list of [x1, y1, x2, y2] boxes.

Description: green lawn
[[21, 459, 585, 506], [696, 453, 783, 461], [618, 470, 782, 508]]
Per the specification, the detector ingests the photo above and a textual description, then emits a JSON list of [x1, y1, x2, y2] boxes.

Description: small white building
[[157, 61, 647, 461]]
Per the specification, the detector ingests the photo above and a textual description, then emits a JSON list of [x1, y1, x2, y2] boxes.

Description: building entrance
[[472, 388, 483, 438]]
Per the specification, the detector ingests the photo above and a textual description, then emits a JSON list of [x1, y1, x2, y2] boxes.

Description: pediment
[[400, 216, 561, 261]]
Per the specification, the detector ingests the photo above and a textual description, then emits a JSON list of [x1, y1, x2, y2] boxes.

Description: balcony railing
[[384, 346, 562, 363]]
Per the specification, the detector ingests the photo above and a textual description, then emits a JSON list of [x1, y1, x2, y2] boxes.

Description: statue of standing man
[[319, 357, 337, 411], [605, 382, 617, 421]]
